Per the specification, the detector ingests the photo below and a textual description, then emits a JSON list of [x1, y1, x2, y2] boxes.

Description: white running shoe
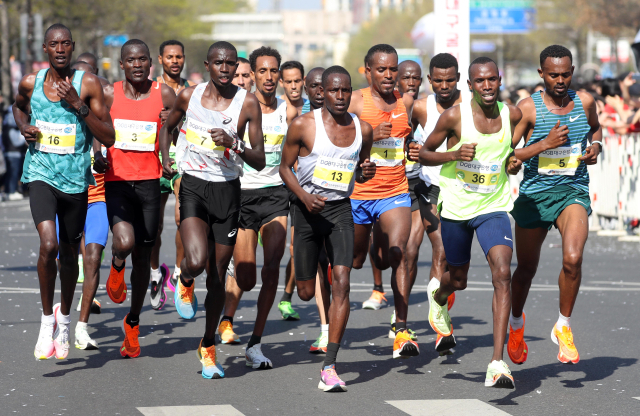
[[34, 317, 56, 360], [245, 343, 273, 369], [75, 324, 98, 350], [52, 303, 70, 359]]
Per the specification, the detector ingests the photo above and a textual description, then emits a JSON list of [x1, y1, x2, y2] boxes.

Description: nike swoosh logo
[[575, 199, 586, 206], [394, 199, 408, 204], [569, 115, 580, 122], [504, 236, 512, 242], [391, 113, 403, 119], [421, 194, 431, 203]]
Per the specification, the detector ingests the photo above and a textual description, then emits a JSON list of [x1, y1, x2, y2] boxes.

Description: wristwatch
[[77, 104, 89, 118], [232, 138, 246, 154]]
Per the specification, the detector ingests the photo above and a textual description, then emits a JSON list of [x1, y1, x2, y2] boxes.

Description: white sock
[[76, 321, 87, 331], [510, 311, 524, 330], [42, 313, 56, 325], [151, 267, 161, 284], [56, 308, 70, 326], [78, 254, 83, 263], [321, 324, 329, 335], [174, 265, 181, 276], [556, 312, 570, 331]]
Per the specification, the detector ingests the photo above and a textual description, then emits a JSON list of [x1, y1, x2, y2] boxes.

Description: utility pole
[[0, 1, 10, 106]]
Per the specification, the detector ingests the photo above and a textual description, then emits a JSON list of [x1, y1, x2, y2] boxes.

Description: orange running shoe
[[197, 339, 224, 379], [218, 320, 240, 344], [551, 325, 580, 364], [120, 315, 140, 358], [447, 292, 455, 311], [362, 290, 386, 310], [107, 258, 127, 304], [393, 330, 420, 359], [507, 312, 528, 365]]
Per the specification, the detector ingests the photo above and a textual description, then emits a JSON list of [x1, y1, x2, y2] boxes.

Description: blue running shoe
[[174, 276, 197, 319], [197, 339, 224, 379]]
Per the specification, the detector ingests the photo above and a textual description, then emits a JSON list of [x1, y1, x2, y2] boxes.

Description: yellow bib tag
[[264, 133, 284, 153], [312, 156, 356, 192], [185, 118, 225, 157], [35, 120, 76, 154], [114, 119, 157, 151], [371, 137, 404, 167], [537, 143, 581, 176], [455, 160, 501, 194]]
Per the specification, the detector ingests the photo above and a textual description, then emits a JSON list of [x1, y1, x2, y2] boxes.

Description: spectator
[[2, 105, 27, 200], [600, 78, 633, 135]]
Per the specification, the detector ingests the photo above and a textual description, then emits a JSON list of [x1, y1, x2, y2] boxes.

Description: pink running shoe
[[52, 303, 70, 359], [318, 365, 347, 392], [34, 316, 56, 360]]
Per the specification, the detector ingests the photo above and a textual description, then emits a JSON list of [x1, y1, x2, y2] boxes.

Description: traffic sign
[[103, 34, 129, 48], [470, 1, 535, 34]]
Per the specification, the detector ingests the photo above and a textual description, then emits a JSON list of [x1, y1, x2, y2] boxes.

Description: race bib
[[90, 145, 107, 175], [35, 120, 76, 154], [185, 118, 226, 157], [263, 133, 285, 153], [538, 143, 581, 176], [371, 137, 404, 167], [455, 160, 502, 193], [312, 156, 357, 192], [114, 119, 157, 151]]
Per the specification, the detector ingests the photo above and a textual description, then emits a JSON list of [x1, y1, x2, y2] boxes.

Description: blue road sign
[[103, 35, 129, 48], [470, 2, 536, 34]]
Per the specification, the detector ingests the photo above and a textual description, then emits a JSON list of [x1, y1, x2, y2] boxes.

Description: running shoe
[[245, 343, 273, 369], [77, 257, 84, 283], [388, 311, 417, 341], [90, 298, 101, 314], [318, 364, 347, 392], [150, 263, 170, 310], [174, 277, 198, 320], [427, 279, 456, 352], [218, 320, 241, 344], [309, 331, 328, 354], [447, 292, 456, 311], [34, 318, 56, 360], [507, 312, 528, 365], [551, 325, 580, 364], [258, 231, 263, 247], [167, 269, 179, 293], [393, 330, 420, 359], [362, 290, 386, 310], [75, 324, 98, 350], [196, 339, 225, 379], [106, 258, 127, 304], [76, 294, 83, 312], [484, 360, 515, 389], [52, 303, 70, 359], [278, 300, 300, 320], [120, 315, 141, 358]]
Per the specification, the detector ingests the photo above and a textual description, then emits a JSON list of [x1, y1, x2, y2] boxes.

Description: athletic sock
[[126, 313, 140, 327], [247, 334, 261, 349], [174, 265, 181, 276], [323, 343, 340, 368], [220, 315, 233, 326], [180, 274, 194, 287], [150, 267, 161, 284], [202, 335, 216, 348], [556, 312, 570, 331], [55, 308, 70, 326], [76, 321, 87, 331], [321, 324, 329, 335], [280, 291, 293, 303], [395, 321, 407, 334], [112, 257, 124, 272], [42, 313, 56, 325], [510, 312, 524, 330], [373, 284, 384, 293]]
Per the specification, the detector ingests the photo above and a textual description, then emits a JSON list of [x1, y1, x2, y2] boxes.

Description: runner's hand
[[543, 120, 568, 150], [360, 158, 376, 180], [93, 153, 110, 173], [162, 157, 176, 179], [373, 122, 392, 141], [578, 144, 600, 165], [454, 143, 476, 161], [57, 76, 83, 110], [210, 128, 235, 148], [20, 125, 40, 143], [407, 141, 421, 162], [159, 107, 171, 125], [302, 194, 327, 214], [506, 155, 522, 175]]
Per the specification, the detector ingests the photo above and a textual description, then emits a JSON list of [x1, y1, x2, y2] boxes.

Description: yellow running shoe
[[218, 320, 240, 344], [551, 325, 580, 364]]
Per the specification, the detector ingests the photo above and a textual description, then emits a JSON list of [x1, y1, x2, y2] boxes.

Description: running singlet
[[297, 109, 363, 201], [241, 98, 288, 190], [405, 124, 422, 179], [301, 98, 311, 115], [438, 100, 513, 221], [21, 69, 95, 193], [519, 90, 591, 195], [351, 87, 411, 200], [419, 94, 449, 186], [174, 83, 246, 182], [106, 81, 163, 181], [88, 143, 107, 204]]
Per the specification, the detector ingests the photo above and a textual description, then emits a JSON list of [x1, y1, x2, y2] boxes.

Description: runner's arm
[[356, 120, 376, 183], [419, 106, 465, 166], [577, 91, 602, 165], [159, 87, 191, 176], [12, 74, 39, 142], [78, 74, 115, 147], [279, 117, 307, 201], [239, 93, 266, 171], [514, 97, 567, 162]]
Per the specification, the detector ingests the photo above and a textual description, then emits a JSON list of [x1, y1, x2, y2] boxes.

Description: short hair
[[237, 57, 250, 65], [468, 57, 498, 78], [159, 40, 185, 56], [540, 45, 572, 68], [280, 60, 304, 78], [364, 44, 397, 67], [77, 52, 97, 66], [399, 60, 421, 74], [600, 78, 622, 97], [249, 46, 281, 72], [44, 23, 72, 42], [322, 65, 351, 87], [207, 41, 237, 60], [121, 39, 150, 60], [429, 53, 458, 74]]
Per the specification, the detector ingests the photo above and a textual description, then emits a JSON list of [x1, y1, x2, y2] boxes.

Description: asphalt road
[[0, 198, 639, 416]]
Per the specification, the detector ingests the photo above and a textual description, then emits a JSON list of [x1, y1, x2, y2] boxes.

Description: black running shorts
[[179, 173, 241, 246], [28, 181, 88, 244], [407, 176, 422, 212], [238, 185, 290, 233], [105, 179, 161, 247], [415, 180, 441, 220]]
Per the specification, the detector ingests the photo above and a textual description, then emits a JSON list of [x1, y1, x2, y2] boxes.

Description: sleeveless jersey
[[405, 124, 422, 179], [420, 94, 449, 186], [438, 100, 513, 221], [106, 81, 163, 181], [241, 98, 288, 190], [88, 143, 106, 204], [297, 109, 363, 201], [519, 90, 590, 195], [154, 76, 191, 155], [351, 87, 411, 200], [175, 83, 246, 182], [301, 98, 311, 115], [21, 69, 95, 194]]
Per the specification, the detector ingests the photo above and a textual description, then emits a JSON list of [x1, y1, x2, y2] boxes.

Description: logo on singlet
[[391, 113, 403, 119], [570, 115, 581, 122], [457, 171, 465, 180], [223, 118, 233, 125]]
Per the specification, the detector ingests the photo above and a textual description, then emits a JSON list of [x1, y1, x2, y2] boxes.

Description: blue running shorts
[[350, 193, 411, 225]]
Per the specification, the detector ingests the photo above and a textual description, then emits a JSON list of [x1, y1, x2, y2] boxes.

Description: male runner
[[14, 23, 115, 360], [232, 46, 297, 369], [420, 57, 522, 388], [100, 39, 177, 358], [160, 41, 264, 379], [279, 60, 308, 115], [150, 39, 192, 309], [280, 65, 375, 391], [231, 57, 253, 91], [76, 52, 99, 75], [347, 44, 419, 359], [507, 45, 601, 366]]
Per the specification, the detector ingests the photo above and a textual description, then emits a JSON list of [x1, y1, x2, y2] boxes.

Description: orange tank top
[[351, 87, 411, 200], [87, 174, 105, 203]]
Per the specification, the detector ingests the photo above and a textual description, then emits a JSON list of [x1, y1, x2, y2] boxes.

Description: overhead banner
[[434, 0, 470, 87]]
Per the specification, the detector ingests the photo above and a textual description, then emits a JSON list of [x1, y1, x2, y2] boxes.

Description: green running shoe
[[258, 232, 263, 247], [309, 331, 328, 353], [278, 301, 300, 320]]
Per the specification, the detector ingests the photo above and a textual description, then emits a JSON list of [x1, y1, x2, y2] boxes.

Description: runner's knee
[[562, 251, 582, 275]]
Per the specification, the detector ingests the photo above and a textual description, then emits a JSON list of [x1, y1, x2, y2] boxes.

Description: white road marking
[[137, 405, 245, 416], [387, 399, 511, 416]]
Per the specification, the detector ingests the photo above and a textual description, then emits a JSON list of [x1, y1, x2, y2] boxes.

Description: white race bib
[[114, 119, 157, 151], [371, 137, 404, 167], [185, 118, 226, 157], [537, 143, 581, 176], [35, 120, 76, 154], [311, 156, 357, 192], [455, 160, 502, 193]]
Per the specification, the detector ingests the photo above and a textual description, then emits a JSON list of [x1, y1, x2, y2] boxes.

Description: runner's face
[[71, 62, 95, 74], [252, 56, 280, 97], [44, 30, 74, 70], [280, 68, 304, 101], [206, 49, 238, 88], [159, 45, 185, 78], [120, 46, 151, 83], [324, 74, 351, 116], [468, 63, 501, 108], [367, 52, 398, 96], [397, 64, 422, 98], [305, 72, 324, 108], [539, 57, 574, 98], [232, 62, 253, 91], [428, 67, 459, 102]]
